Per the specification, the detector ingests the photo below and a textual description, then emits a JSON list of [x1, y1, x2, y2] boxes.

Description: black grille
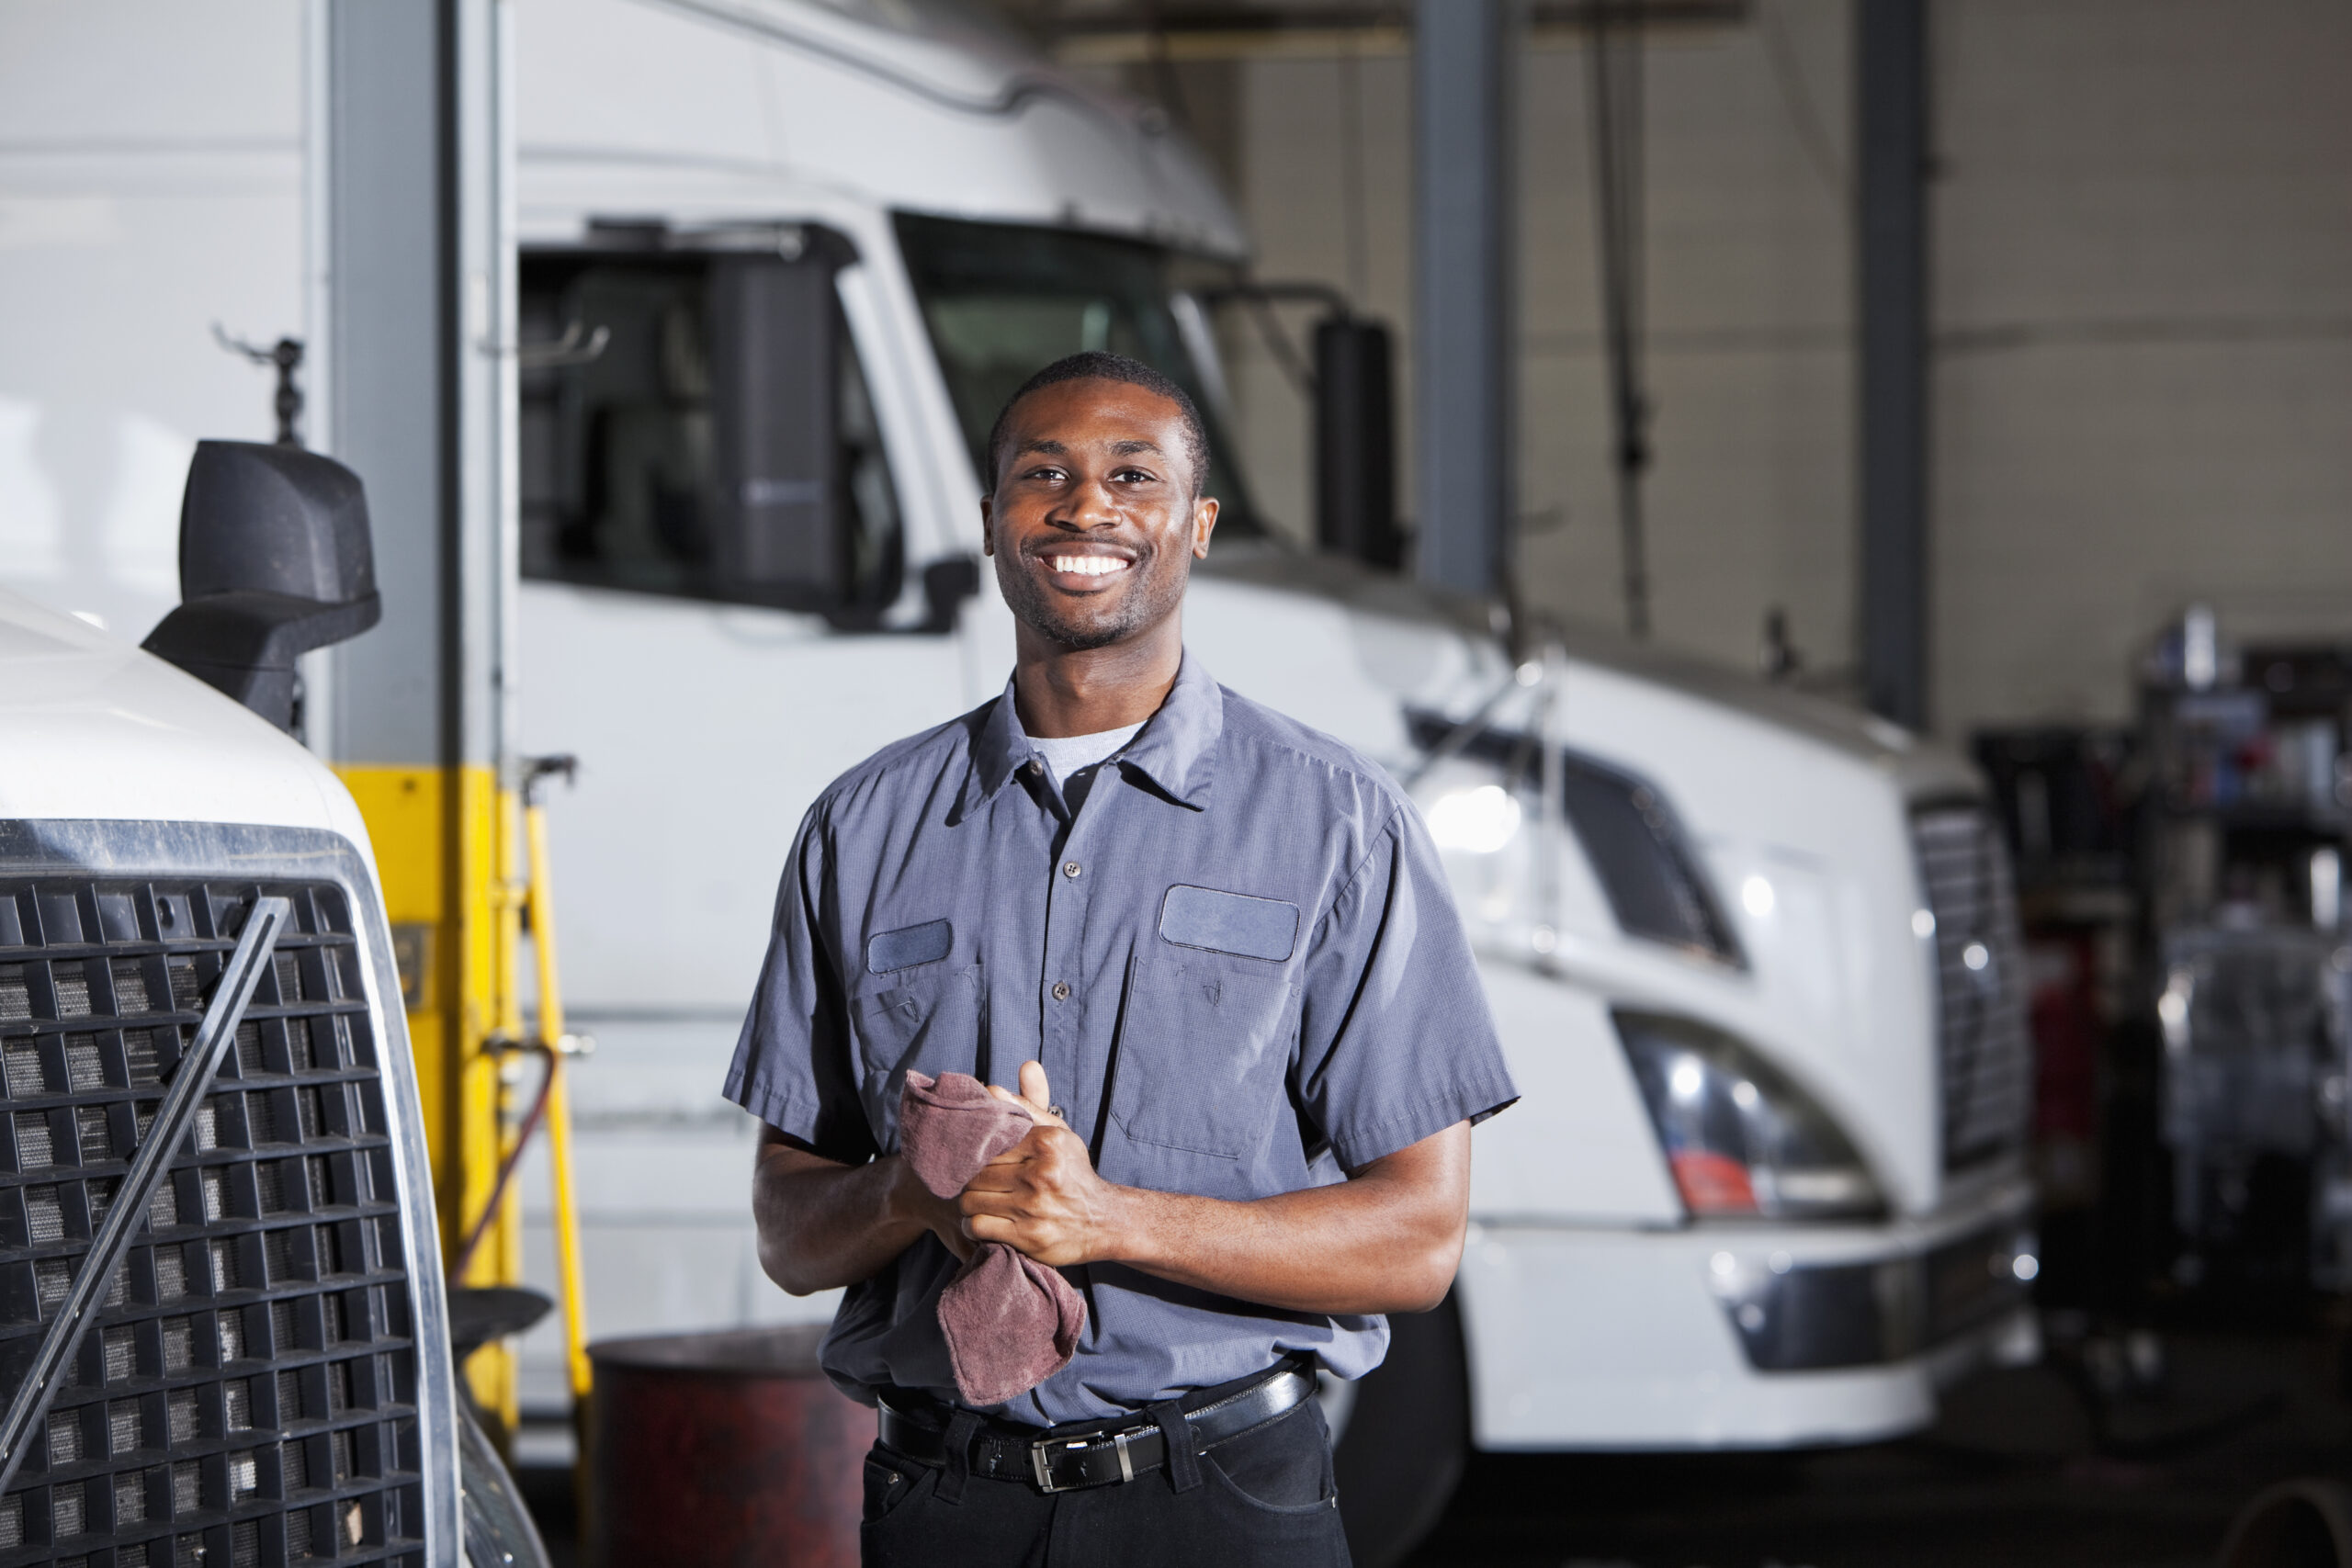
[[1721, 1220, 2030, 1371], [0, 879, 422, 1567], [1912, 807, 2032, 1172]]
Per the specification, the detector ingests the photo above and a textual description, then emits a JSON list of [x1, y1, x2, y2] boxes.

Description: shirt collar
[[968, 651, 1222, 811]]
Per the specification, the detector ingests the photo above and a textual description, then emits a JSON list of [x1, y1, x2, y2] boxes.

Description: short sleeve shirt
[[723, 653, 1518, 1425]]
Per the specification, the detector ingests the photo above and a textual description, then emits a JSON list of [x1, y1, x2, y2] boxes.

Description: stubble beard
[[997, 547, 1190, 653]]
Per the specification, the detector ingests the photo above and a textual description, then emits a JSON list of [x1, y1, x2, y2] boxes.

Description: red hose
[[450, 1047, 557, 1282]]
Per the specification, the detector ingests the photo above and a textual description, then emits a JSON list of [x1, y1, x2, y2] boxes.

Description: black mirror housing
[[141, 440, 381, 732], [919, 556, 981, 633], [1313, 316, 1403, 571]]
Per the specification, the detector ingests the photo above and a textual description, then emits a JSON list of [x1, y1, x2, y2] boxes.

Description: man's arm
[[960, 1066, 1470, 1316], [752, 1126, 971, 1296]]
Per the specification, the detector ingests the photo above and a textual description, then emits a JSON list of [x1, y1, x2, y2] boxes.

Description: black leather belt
[[876, 1361, 1317, 1495]]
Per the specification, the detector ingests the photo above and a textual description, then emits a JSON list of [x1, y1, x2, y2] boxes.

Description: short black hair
[[983, 351, 1211, 499]]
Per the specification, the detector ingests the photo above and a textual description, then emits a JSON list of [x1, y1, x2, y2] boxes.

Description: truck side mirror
[[1313, 315, 1403, 570], [141, 440, 381, 732], [709, 250, 843, 607], [920, 556, 980, 634]]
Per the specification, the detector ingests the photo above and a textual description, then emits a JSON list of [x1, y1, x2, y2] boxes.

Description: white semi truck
[[0, 444, 545, 1566], [1, 0, 2036, 1558]]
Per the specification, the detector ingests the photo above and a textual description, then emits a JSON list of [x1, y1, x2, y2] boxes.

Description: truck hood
[[0, 587, 375, 852], [1198, 548, 1983, 807]]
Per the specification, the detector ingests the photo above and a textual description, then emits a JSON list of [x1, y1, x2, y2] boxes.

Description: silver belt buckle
[[1030, 1437, 1091, 1494], [1029, 1428, 1142, 1492]]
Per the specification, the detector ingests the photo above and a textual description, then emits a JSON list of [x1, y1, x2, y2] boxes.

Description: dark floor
[[515, 1462, 581, 1568], [516, 1327, 2351, 1567], [1404, 1329, 2349, 1568]]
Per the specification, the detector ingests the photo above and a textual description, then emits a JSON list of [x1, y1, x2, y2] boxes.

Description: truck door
[[509, 229, 970, 1404]]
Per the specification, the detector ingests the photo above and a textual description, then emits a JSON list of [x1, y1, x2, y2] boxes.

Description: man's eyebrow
[[1015, 438, 1069, 458], [1110, 439, 1162, 457]]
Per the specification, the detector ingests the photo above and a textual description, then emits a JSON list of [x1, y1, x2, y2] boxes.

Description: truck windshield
[[894, 212, 1268, 538]]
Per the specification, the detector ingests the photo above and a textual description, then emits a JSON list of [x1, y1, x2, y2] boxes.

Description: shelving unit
[[2137, 618, 2352, 1292]]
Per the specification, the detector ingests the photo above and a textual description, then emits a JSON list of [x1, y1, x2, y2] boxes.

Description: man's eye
[[1114, 468, 1158, 485]]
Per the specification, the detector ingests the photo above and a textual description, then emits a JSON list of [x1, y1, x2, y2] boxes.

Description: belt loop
[[1148, 1400, 1201, 1495], [935, 1409, 984, 1506]]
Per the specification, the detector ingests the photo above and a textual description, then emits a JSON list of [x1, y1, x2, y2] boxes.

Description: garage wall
[[1931, 0, 2352, 734], [1182, 0, 2352, 739], [1203, 1, 1857, 690]]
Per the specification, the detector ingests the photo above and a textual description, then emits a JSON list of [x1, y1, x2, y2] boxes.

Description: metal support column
[[314, 0, 522, 1419], [1414, 0, 1516, 601], [1859, 0, 1929, 729]]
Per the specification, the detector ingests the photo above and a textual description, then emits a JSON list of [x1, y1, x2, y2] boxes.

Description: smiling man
[[726, 352, 1517, 1567]]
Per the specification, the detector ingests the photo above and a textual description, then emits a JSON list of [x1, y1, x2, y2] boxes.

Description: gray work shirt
[[724, 653, 1518, 1425]]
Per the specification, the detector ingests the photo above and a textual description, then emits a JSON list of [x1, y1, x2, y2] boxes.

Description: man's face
[[982, 378, 1218, 652]]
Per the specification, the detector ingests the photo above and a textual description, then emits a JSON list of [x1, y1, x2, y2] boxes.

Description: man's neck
[[1012, 616, 1182, 739]]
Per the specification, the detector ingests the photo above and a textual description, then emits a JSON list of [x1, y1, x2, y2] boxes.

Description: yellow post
[[337, 765, 522, 1427], [524, 799, 594, 1404]]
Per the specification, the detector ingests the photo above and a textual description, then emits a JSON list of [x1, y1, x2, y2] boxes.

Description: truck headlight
[[1617, 1010, 1885, 1221], [1425, 783, 1523, 854]]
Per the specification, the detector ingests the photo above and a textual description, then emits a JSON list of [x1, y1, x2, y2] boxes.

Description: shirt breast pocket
[[851, 962, 984, 1151], [1111, 951, 1295, 1171]]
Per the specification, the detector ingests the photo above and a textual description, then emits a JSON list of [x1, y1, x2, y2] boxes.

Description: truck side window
[[518, 238, 902, 623]]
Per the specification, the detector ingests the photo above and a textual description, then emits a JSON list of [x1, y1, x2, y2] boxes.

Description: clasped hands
[[902, 1060, 1127, 1269]]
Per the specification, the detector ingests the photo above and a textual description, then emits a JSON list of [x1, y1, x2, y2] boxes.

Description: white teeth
[[1048, 556, 1126, 577]]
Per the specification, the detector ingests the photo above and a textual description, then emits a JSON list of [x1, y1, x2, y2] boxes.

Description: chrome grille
[[0, 879, 422, 1567], [1912, 807, 2033, 1171]]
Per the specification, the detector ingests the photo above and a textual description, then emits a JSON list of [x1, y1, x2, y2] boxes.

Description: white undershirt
[[1029, 721, 1146, 793]]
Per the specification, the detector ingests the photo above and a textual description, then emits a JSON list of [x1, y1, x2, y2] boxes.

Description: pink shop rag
[[899, 1070, 1088, 1406]]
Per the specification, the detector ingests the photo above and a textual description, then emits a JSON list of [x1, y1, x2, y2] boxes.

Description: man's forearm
[[960, 1118, 1472, 1316], [1102, 1162, 1462, 1316], [752, 1132, 964, 1295]]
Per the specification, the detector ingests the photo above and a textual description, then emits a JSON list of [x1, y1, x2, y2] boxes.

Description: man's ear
[[1191, 495, 1220, 559], [980, 493, 995, 558]]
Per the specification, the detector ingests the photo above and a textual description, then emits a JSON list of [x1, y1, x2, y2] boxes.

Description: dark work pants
[[858, 1396, 1353, 1568]]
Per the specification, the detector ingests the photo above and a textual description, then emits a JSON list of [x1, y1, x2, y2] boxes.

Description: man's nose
[[1049, 478, 1124, 529]]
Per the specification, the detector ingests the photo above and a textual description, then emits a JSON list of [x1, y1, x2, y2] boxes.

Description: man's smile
[[1029, 547, 1138, 587]]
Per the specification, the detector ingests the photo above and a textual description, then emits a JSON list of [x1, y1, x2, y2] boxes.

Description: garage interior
[[4, 2, 2352, 1566]]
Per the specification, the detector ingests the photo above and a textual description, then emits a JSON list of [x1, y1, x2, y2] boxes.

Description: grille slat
[[0, 879, 422, 1567], [1912, 808, 2034, 1171]]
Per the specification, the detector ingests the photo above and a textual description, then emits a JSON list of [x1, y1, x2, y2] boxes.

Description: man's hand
[[983, 1058, 1070, 1132], [956, 1061, 1473, 1316], [960, 1062, 1130, 1267], [891, 1149, 977, 1265]]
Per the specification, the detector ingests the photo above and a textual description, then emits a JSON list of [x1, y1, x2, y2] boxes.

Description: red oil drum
[[587, 1325, 869, 1567]]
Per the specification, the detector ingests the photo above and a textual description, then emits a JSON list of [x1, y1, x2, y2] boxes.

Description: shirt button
[[1063, 861, 1082, 879], [1051, 981, 1071, 1002]]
